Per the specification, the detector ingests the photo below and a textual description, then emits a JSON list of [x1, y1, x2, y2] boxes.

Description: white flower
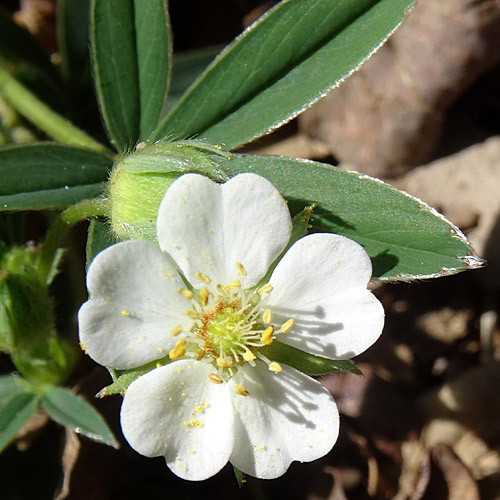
[[78, 173, 384, 481]]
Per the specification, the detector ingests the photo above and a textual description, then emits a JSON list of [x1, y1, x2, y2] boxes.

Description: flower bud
[[108, 140, 229, 241], [0, 273, 54, 353]]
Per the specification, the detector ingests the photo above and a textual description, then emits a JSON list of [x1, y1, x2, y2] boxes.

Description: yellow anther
[[268, 362, 282, 373], [177, 288, 193, 300], [208, 373, 224, 384], [227, 279, 240, 289], [171, 325, 182, 337], [200, 287, 209, 306], [280, 318, 295, 334], [236, 261, 247, 276], [235, 385, 249, 396], [194, 349, 206, 360], [216, 357, 234, 369], [260, 326, 274, 345], [121, 310, 130, 316], [195, 272, 211, 284], [263, 309, 273, 324], [169, 338, 186, 360], [185, 310, 200, 320], [216, 284, 229, 296], [243, 351, 256, 362], [257, 283, 273, 295]]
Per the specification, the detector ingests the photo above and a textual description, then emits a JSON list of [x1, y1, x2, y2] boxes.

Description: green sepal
[[233, 465, 247, 487], [109, 139, 230, 241], [98, 355, 173, 397], [262, 341, 361, 376]]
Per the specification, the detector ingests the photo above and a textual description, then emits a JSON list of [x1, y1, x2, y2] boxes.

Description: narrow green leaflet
[[86, 218, 116, 268], [219, 154, 483, 280], [262, 342, 361, 376], [154, 0, 414, 149], [0, 377, 39, 453], [91, 0, 170, 151], [0, 143, 112, 210], [41, 386, 119, 448], [57, 0, 92, 85]]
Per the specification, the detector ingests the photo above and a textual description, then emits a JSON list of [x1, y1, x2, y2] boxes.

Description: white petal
[[120, 360, 234, 481], [157, 173, 292, 289], [78, 240, 192, 369], [267, 234, 384, 359], [228, 362, 338, 479]]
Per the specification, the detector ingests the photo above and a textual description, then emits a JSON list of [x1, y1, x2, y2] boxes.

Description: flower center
[[168, 262, 295, 393]]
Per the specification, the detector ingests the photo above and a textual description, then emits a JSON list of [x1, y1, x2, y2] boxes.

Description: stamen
[[280, 318, 295, 334], [216, 284, 229, 296], [268, 362, 282, 373], [200, 287, 209, 306], [171, 325, 182, 337], [243, 351, 256, 362], [194, 349, 206, 360], [236, 262, 247, 276], [208, 373, 223, 384], [235, 385, 249, 396], [177, 288, 193, 300], [216, 357, 234, 369], [185, 310, 200, 320], [263, 309, 273, 324], [260, 326, 274, 345], [196, 272, 211, 284], [169, 338, 186, 359], [227, 279, 240, 289], [257, 283, 273, 295]]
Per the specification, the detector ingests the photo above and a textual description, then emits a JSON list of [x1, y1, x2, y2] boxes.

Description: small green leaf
[[262, 341, 361, 376], [99, 356, 173, 397], [41, 386, 119, 448], [86, 218, 116, 268], [154, 0, 415, 148], [57, 0, 92, 85], [0, 143, 111, 210], [91, 0, 171, 150], [0, 381, 39, 453], [219, 154, 482, 280]]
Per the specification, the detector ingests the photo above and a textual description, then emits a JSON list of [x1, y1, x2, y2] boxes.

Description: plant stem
[[0, 66, 113, 156], [36, 198, 110, 284]]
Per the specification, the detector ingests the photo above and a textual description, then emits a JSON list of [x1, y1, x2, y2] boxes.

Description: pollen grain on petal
[[280, 318, 295, 334], [195, 272, 211, 284], [121, 310, 130, 316]]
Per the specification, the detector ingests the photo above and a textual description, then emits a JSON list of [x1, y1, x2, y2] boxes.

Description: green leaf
[[57, 0, 92, 85], [154, 0, 414, 148], [262, 341, 361, 376], [219, 154, 483, 280], [0, 143, 111, 210], [0, 378, 39, 453], [91, 0, 171, 151], [86, 218, 116, 268], [165, 46, 221, 114], [41, 386, 119, 448]]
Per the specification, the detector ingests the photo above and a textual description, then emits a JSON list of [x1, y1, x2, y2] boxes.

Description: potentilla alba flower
[[78, 173, 384, 481]]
